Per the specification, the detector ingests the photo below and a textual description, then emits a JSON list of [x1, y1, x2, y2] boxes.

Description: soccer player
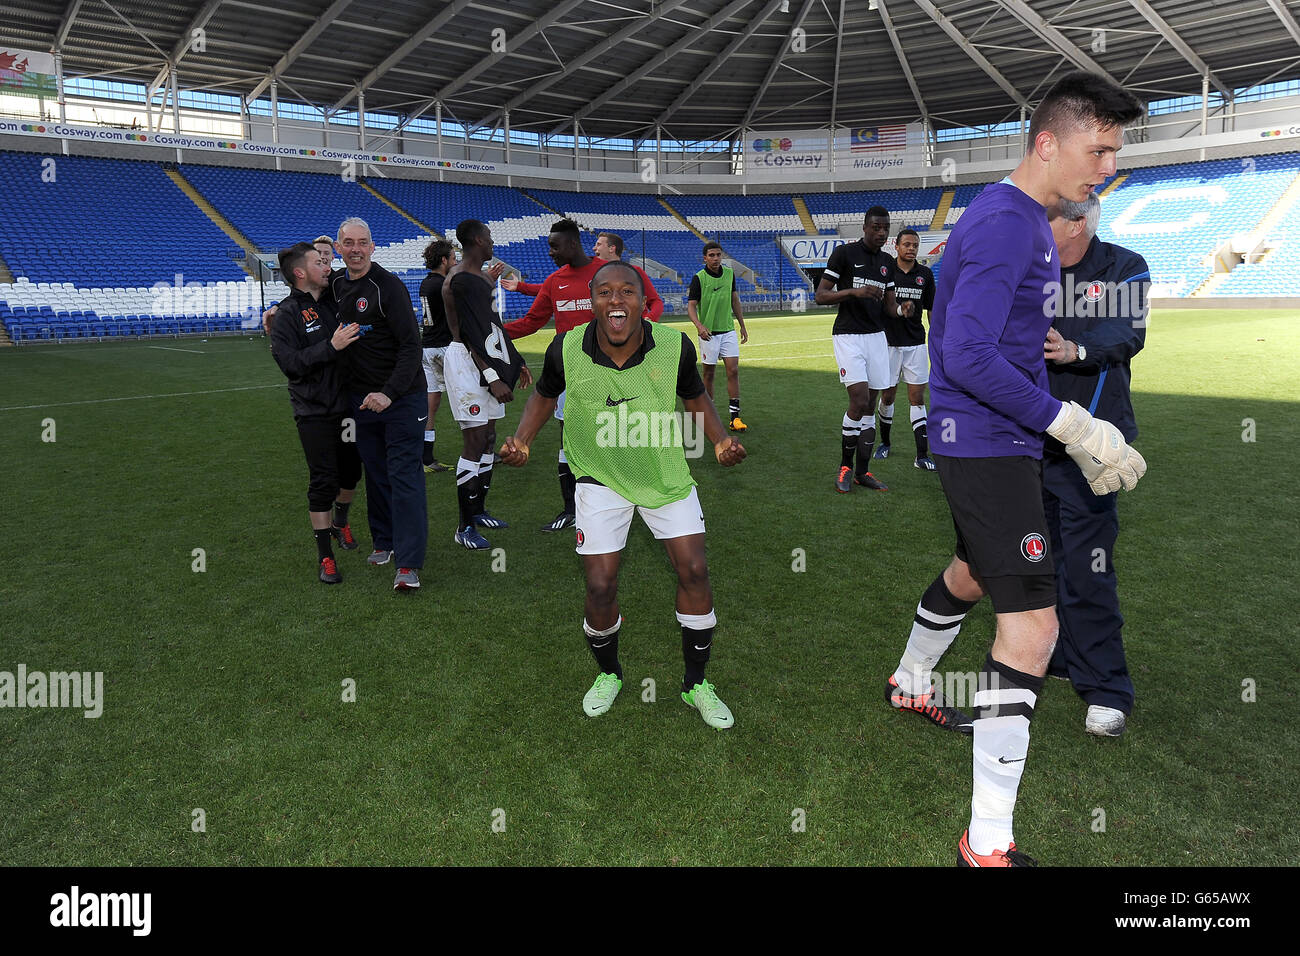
[[876, 227, 937, 470], [880, 72, 1147, 867], [1044, 193, 1148, 737], [688, 241, 749, 431], [815, 207, 913, 492], [441, 220, 529, 549], [313, 234, 336, 268], [269, 242, 362, 583], [502, 219, 609, 533], [333, 217, 428, 591], [504, 230, 665, 322], [419, 238, 455, 474], [499, 261, 746, 729]]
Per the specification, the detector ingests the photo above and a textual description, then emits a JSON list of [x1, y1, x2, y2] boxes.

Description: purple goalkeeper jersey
[[928, 181, 1064, 458]]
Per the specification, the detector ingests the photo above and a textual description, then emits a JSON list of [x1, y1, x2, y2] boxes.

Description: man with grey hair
[[332, 216, 428, 591], [1044, 191, 1148, 735]]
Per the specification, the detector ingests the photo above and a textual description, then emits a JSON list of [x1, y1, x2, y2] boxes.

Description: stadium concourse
[[0, 147, 1298, 343]]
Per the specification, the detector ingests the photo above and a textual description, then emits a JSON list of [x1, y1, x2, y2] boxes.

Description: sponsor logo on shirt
[[555, 298, 593, 312]]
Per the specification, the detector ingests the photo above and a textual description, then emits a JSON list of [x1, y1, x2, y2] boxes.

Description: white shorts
[[444, 342, 504, 427], [422, 345, 448, 392], [700, 330, 740, 365], [574, 484, 705, 555], [833, 332, 890, 388], [888, 344, 930, 386], [555, 388, 566, 422]]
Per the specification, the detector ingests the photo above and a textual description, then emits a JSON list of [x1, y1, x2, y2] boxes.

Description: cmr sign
[[782, 232, 948, 267]]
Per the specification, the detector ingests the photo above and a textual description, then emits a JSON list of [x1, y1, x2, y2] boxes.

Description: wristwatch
[[1075, 342, 1087, 362]]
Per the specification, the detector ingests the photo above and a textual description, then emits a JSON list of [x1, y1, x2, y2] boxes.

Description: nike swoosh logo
[[605, 395, 637, 407], [693, 644, 711, 651], [998, 756, 1026, 764], [1045, 249, 1054, 263], [417, 416, 428, 422]]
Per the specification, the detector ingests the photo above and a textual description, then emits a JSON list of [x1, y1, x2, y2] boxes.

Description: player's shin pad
[[1046, 400, 1147, 494]]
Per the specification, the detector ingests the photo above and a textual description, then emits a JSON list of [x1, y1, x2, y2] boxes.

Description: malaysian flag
[[851, 125, 907, 152]]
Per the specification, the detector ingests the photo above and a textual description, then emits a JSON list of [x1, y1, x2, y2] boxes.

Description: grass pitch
[[1, 308, 1296, 866]]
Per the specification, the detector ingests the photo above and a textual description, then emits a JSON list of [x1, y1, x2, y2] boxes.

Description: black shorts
[[296, 416, 363, 512], [933, 453, 1055, 614]]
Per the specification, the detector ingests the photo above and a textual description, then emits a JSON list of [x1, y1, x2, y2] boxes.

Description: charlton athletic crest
[[880, 266, 888, 277], [356, 297, 368, 311], [1021, 533, 1046, 563], [469, 403, 481, 415], [576, 529, 585, 546], [1084, 281, 1104, 302], [916, 275, 925, 286]]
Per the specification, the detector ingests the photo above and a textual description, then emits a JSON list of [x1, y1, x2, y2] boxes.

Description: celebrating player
[[419, 239, 456, 473], [268, 242, 362, 583], [876, 227, 937, 470], [881, 72, 1146, 867], [815, 207, 912, 493], [688, 241, 749, 431], [441, 220, 529, 549], [501, 219, 605, 533], [499, 261, 746, 729]]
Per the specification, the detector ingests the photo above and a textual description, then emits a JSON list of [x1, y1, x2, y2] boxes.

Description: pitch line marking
[[0, 383, 282, 412], [147, 346, 206, 354]]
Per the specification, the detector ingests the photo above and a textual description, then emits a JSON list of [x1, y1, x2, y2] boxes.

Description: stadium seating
[[3, 150, 1298, 343]]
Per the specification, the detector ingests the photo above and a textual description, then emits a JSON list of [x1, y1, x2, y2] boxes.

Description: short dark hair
[[423, 239, 454, 271], [895, 227, 919, 244], [278, 242, 316, 285], [864, 206, 889, 224], [598, 232, 624, 257], [551, 218, 581, 238], [590, 260, 644, 295], [1029, 70, 1144, 143], [455, 219, 488, 247], [703, 240, 723, 255]]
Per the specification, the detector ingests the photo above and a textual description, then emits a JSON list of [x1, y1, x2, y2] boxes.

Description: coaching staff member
[[881, 71, 1147, 867], [333, 217, 427, 592], [270, 242, 362, 583], [1044, 193, 1147, 737]]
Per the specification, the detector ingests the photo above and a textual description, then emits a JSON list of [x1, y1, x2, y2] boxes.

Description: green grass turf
[[1, 308, 1297, 866]]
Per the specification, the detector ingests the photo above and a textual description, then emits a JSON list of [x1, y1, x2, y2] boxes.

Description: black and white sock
[[558, 450, 576, 515], [969, 654, 1043, 855], [478, 451, 494, 512], [584, 616, 623, 679], [841, 413, 860, 469], [728, 398, 740, 420], [855, 416, 876, 476], [423, 429, 436, 465], [679, 609, 716, 691], [911, 405, 929, 458], [456, 457, 481, 529], [893, 574, 978, 696], [878, 402, 894, 446]]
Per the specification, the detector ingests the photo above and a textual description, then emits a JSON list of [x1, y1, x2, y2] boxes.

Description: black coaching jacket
[[269, 287, 349, 420]]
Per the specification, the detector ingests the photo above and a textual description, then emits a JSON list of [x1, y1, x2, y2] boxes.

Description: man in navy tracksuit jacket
[[1044, 194, 1147, 736]]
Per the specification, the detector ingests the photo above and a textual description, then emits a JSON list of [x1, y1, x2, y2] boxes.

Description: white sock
[[879, 402, 895, 425], [969, 660, 1041, 855]]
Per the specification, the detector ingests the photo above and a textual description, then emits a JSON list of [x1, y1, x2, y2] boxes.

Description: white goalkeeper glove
[[1046, 401, 1147, 495]]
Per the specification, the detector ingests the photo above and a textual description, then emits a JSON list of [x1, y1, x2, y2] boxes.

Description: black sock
[[456, 458, 481, 528], [913, 416, 929, 458], [314, 528, 334, 561], [423, 440, 434, 466], [856, 424, 876, 476], [728, 398, 740, 419], [841, 414, 859, 469], [558, 462, 576, 514], [681, 612, 715, 691], [584, 618, 622, 679], [333, 500, 350, 528]]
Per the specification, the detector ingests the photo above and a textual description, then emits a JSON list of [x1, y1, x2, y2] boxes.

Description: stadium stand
[[3, 151, 1299, 343]]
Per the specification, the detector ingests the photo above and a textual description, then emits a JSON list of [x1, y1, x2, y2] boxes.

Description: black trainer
[[885, 676, 974, 734], [855, 472, 890, 491], [541, 511, 575, 532]]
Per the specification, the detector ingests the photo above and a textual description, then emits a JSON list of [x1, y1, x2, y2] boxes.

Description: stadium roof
[[7, 0, 1300, 141]]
